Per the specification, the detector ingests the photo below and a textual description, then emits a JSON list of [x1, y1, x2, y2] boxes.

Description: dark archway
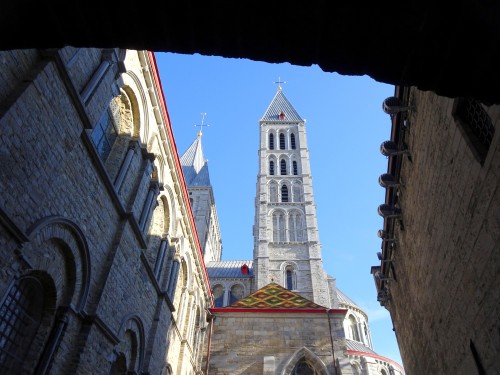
[[0, 2, 499, 104]]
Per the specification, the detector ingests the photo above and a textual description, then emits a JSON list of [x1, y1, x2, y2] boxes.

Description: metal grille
[[461, 98, 494, 148], [0, 278, 43, 372], [455, 98, 495, 163]]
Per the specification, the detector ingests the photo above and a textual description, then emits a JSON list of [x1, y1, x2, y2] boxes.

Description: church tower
[[253, 85, 332, 307], [180, 122, 223, 264]]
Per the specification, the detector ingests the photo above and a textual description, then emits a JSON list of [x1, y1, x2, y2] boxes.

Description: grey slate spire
[[180, 133, 211, 187], [261, 88, 303, 122]]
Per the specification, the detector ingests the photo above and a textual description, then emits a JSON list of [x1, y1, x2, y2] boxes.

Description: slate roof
[[180, 134, 211, 186], [261, 89, 303, 122], [206, 260, 254, 278], [229, 282, 326, 309], [345, 339, 377, 354], [336, 288, 361, 308]]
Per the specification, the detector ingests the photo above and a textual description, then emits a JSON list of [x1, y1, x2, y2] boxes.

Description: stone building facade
[[372, 87, 499, 374], [0, 48, 211, 374], [0, 47, 407, 375], [182, 88, 404, 374]]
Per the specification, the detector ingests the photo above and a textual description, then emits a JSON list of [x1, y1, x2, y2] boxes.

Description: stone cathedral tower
[[182, 86, 404, 374], [252, 85, 334, 307]]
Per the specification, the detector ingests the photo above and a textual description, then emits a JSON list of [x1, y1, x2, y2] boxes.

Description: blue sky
[[155, 52, 403, 367]]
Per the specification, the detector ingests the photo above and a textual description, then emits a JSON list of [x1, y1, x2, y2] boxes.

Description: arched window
[[280, 159, 287, 175], [272, 211, 285, 242], [269, 160, 275, 175], [91, 103, 119, 161], [288, 212, 304, 242], [349, 315, 360, 341], [292, 359, 315, 374], [269, 133, 275, 150], [281, 185, 289, 202], [212, 285, 224, 307], [292, 184, 302, 202], [290, 133, 296, 149], [279, 133, 285, 149], [286, 268, 293, 290], [381, 369, 388, 375], [293, 160, 298, 175], [229, 284, 244, 305], [0, 276, 46, 372], [269, 182, 278, 202]]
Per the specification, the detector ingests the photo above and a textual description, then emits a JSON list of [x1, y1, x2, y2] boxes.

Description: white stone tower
[[180, 126, 223, 264], [252, 85, 333, 307]]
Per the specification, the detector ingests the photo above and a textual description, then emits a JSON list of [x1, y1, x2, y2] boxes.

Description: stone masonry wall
[[207, 311, 347, 375], [386, 88, 499, 374]]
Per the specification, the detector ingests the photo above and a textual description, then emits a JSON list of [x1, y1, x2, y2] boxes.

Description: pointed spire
[[180, 113, 212, 186], [261, 87, 303, 122]]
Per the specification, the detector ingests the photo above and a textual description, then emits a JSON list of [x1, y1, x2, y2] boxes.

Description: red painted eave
[[147, 51, 213, 305]]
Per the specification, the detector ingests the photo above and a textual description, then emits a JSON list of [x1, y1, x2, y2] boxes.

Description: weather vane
[[274, 77, 286, 90], [194, 112, 210, 136]]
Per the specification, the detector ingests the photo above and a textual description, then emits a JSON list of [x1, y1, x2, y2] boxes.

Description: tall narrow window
[[269, 182, 278, 202], [280, 159, 287, 175], [286, 269, 293, 290], [0, 277, 46, 372], [269, 133, 275, 150], [91, 108, 118, 161], [292, 184, 302, 202], [281, 185, 289, 202], [293, 161, 298, 175], [269, 160, 275, 175], [212, 285, 224, 307], [453, 97, 495, 165], [349, 315, 360, 341], [279, 133, 285, 149], [273, 212, 285, 242], [290, 133, 296, 149], [288, 214, 297, 241]]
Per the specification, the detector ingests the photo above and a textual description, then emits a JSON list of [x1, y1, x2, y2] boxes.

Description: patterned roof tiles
[[229, 282, 326, 309]]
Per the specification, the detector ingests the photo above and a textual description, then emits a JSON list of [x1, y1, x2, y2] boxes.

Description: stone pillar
[[114, 140, 138, 191], [153, 238, 168, 279], [80, 49, 116, 104], [139, 181, 160, 231]]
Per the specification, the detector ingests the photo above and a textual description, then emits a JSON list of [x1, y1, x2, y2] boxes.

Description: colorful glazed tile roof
[[229, 282, 326, 309]]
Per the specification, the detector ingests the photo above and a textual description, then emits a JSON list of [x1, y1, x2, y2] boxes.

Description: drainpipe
[[204, 309, 215, 375], [327, 309, 338, 375]]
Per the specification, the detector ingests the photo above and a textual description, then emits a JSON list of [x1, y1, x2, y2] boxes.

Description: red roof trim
[[210, 308, 348, 314], [147, 52, 212, 304], [347, 350, 404, 372]]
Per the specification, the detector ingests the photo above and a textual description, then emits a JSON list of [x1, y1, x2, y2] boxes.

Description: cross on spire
[[274, 77, 286, 91], [194, 112, 210, 136]]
